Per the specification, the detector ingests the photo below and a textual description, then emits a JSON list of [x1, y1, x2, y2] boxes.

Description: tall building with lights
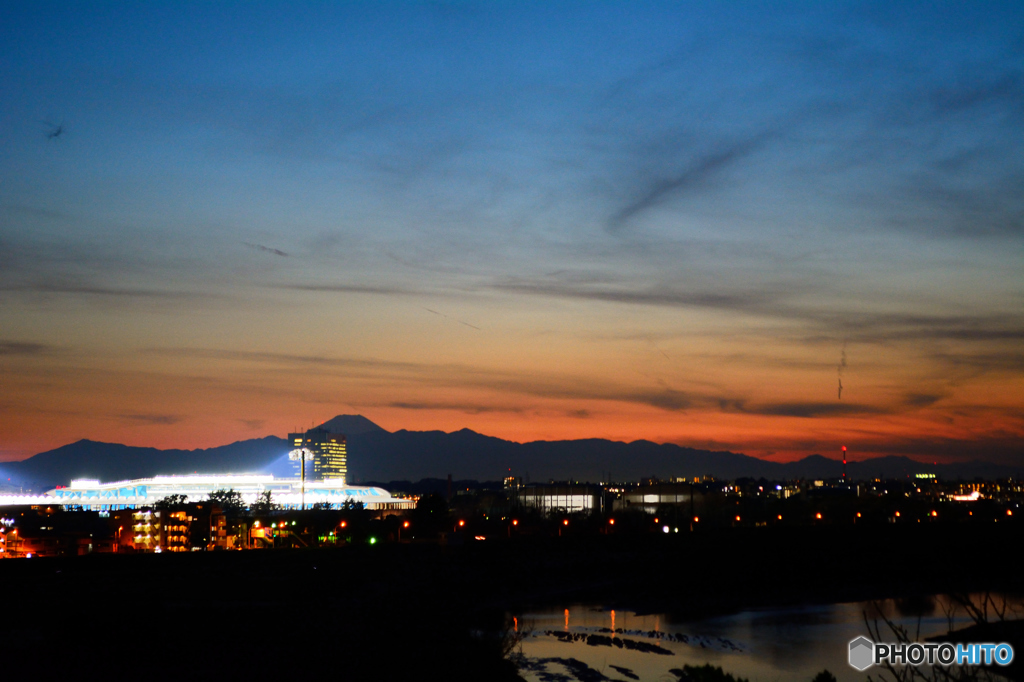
[[288, 428, 347, 482]]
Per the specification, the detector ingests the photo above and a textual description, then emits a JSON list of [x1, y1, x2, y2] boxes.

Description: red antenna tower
[[842, 445, 847, 481]]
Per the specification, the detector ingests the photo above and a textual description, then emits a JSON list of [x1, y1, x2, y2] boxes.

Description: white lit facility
[[517, 484, 603, 514], [0, 474, 414, 512]]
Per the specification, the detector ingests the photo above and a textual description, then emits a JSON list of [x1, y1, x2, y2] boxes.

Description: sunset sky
[[2, 2, 1022, 464]]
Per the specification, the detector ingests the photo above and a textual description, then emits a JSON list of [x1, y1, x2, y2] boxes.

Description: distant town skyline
[[2, 2, 1022, 464]]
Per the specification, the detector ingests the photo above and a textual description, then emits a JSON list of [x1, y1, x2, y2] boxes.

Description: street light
[[289, 448, 315, 510]]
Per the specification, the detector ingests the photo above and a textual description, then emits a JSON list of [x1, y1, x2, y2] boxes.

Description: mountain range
[[1, 415, 1018, 491]]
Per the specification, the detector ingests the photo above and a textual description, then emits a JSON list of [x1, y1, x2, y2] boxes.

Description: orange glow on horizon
[[1, 311, 1021, 465]]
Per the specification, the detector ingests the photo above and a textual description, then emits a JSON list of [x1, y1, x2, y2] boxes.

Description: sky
[[1, 1, 1022, 465]]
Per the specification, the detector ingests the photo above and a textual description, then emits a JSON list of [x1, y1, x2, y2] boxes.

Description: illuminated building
[[612, 483, 702, 515], [0, 474, 414, 512], [112, 508, 192, 552], [518, 484, 602, 514], [288, 428, 347, 482]]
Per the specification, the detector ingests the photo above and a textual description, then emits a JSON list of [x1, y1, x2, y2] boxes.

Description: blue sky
[[1, 1, 1022, 463]]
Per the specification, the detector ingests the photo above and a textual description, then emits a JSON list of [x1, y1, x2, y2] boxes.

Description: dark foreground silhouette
[[2, 524, 1021, 680]]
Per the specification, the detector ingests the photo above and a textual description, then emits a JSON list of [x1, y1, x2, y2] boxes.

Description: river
[[514, 595, 1015, 682]]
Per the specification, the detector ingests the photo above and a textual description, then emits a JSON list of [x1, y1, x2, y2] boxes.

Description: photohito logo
[[849, 637, 1014, 671]]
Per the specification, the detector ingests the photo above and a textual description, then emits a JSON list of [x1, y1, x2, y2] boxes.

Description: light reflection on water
[[516, 595, 1010, 682]]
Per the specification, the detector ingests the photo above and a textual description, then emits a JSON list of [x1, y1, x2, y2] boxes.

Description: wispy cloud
[[0, 341, 50, 356], [492, 278, 1024, 348], [608, 133, 775, 231], [928, 350, 1024, 374], [725, 401, 889, 418], [243, 242, 288, 257], [424, 307, 481, 330], [903, 393, 944, 408], [490, 279, 789, 316], [1, 282, 192, 298], [144, 347, 427, 373], [277, 283, 418, 296], [387, 401, 523, 415]]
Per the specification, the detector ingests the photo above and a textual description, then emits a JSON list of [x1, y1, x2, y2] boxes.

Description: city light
[[21, 474, 413, 511]]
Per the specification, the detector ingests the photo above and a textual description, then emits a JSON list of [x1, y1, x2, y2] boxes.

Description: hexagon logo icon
[[849, 636, 875, 671]]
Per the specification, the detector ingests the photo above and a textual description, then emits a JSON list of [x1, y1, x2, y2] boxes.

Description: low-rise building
[[518, 484, 603, 514]]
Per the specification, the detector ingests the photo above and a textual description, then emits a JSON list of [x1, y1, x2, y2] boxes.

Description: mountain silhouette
[[317, 414, 389, 435], [0, 415, 1015, 491]]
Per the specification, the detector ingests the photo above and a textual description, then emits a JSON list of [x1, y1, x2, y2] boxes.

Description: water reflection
[[516, 594, 1014, 682]]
